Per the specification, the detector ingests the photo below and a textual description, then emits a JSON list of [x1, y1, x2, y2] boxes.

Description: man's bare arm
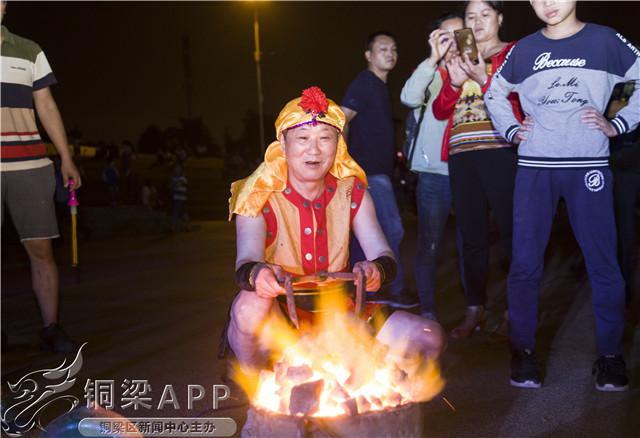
[[235, 214, 267, 269], [352, 191, 393, 260], [235, 214, 284, 297], [33, 87, 82, 189], [351, 191, 394, 291]]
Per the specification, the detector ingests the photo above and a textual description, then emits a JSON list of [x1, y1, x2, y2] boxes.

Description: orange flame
[[234, 285, 444, 417]]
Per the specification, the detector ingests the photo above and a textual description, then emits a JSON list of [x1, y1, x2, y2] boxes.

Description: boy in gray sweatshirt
[[485, 0, 639, 391]]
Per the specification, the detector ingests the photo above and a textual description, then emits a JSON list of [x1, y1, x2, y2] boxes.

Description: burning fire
[[234, 284, 444, 417]]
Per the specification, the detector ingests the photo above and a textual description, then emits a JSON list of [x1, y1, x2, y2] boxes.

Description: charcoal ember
[[329, 384, 349, 402], [324, 397, 338, 413], [388, 391, 402, 406], [289, 380, 324, 416], [285, 364, 313, 383], [341, 398, 358, 416], [356, 395, 371, 413], [278, 398, 288, 414], [390, 366, 408, 384], [274, 362, 287, 385], [373, 342, 390, 358], [394, 381, 412, 397], [344, 366, 371, 391], [370, 396, 383, 408]]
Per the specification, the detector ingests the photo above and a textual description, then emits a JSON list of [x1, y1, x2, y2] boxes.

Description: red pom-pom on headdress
[[298, 87, 329, 124]]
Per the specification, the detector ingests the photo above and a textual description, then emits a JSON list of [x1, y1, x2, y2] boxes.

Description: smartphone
[[454, 28, 479, 64]]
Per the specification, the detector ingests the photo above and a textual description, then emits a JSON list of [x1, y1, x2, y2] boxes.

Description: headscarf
[[228, 86, 366, 220]]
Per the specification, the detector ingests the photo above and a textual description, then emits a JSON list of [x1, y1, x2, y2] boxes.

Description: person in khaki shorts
[[1, 2, 82, 353]]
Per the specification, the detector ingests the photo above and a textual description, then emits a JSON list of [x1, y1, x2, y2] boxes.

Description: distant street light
[[253, 6, 266, 156]]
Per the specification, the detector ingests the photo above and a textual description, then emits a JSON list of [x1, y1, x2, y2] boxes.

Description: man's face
[[366, 35, 398, 73], [1, 2, 6, 24], [281, 123, 339, 186], [530, 0, 577, 26], [440, 17, 464, 63]]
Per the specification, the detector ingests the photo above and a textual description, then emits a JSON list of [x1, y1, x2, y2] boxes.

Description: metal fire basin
[[241, 402, 424, 438]]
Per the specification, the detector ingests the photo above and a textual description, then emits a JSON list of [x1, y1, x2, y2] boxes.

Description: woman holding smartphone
[[432, 0, 522, 339]]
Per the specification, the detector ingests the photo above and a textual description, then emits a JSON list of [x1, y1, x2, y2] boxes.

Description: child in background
[[102, 158, 119, 206], [485, 0, 639, 391], [171, 165, 188, 221]]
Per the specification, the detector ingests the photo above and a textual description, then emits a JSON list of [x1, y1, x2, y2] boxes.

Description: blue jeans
[[351, 174, 406, 295], [415, 172, 464, 315]]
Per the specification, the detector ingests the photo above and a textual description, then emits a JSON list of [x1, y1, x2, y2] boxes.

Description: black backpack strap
[[406, 87, 431, 169]]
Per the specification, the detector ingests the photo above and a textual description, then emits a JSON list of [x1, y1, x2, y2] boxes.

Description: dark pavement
[[2, 212, 639, 437]]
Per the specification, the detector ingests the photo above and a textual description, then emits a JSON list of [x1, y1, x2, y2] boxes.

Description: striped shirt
[[1, 26, 56, 171]]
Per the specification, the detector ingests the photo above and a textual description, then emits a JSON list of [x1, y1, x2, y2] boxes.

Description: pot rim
[[248, 400, 422, 420]]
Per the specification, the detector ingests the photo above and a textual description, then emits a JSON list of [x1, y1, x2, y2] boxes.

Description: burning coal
[[233, 285, 444, 418]]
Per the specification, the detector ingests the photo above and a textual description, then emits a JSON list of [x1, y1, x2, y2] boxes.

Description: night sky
[[5, 1, 640, 148]]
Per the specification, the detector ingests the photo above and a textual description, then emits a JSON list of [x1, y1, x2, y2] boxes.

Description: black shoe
[[510, 348, 542, 388], [593, 355, 628, 392], [41, 324, 79, 354]]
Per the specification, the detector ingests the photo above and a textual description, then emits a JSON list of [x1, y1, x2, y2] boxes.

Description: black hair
[[366, 31, 396, 52], [426, 11, 464, 58], [463, 0, 504, 15], [428, 10, 465, 35]]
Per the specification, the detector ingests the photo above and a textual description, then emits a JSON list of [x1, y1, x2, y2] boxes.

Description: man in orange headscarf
[[227, 87, 444, 371]]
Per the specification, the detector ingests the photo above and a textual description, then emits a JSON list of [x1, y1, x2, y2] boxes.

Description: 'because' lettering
[[533, 52, 587, 71]]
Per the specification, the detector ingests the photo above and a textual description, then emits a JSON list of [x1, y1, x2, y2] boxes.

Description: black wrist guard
[[372, 255, 397, 287], [235, 262, 269, 291], [235, 262, 258, 291]]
